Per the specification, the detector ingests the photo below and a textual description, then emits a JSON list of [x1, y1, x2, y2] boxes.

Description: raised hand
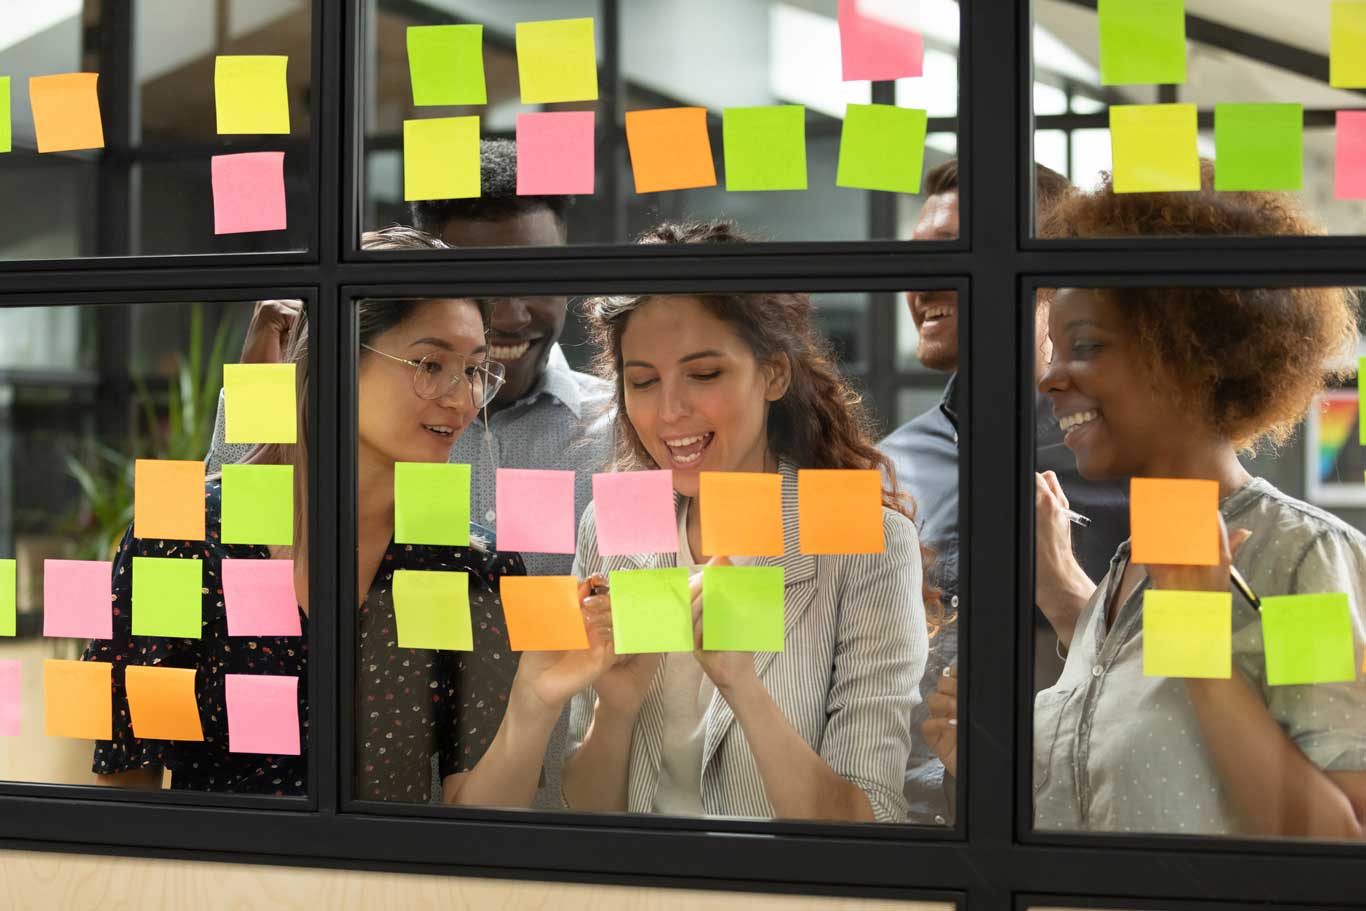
[[577, 573, 661, 718], [921, 664, 958, 778], [240, 299, 303, 364], [691, 555, 758, 694]]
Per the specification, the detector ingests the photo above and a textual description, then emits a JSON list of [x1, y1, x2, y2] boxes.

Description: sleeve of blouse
[[565, 504, 602, 763], [204, 388, 255, 475]]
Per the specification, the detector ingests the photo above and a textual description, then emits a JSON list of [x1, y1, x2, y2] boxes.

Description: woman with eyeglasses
[[86, 227, 614, 804]]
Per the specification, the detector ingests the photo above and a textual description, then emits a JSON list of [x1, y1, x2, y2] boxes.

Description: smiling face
[[620, 296, 791, 499], [908, 191, 961, 372]]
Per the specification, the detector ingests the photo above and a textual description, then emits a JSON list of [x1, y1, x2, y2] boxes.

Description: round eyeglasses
[[361, 345, 506, 409]]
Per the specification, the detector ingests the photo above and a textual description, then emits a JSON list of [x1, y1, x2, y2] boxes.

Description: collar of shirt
[[504, 343, 588, 419], [939, 373, 959, 430]]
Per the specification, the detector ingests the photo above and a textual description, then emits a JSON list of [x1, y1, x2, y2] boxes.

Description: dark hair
[[923, 158, 1074, 219], [409, 138, 572, 235]]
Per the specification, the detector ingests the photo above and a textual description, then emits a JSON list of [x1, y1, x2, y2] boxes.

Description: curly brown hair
[[584, 220, 945, 634], [1039, 162, 1361, 450]]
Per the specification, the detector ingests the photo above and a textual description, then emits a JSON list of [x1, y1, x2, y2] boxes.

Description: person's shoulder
[[1239, 478, 1366, 554]]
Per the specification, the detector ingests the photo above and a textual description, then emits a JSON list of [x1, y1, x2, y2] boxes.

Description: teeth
[[665, 434, 705, 446], [1059, 410, 1099, 432], [489, 341, 532, 360], [923, 306, 954, 320], [672, 450, 703, 464], [424, 425, 454, 435]]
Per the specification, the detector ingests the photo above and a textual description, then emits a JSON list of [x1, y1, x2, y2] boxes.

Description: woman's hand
[[578, 574, 661, 719], [240, 299, 303, 364], [921, 664, 958, 779], [513, 582, 616, 713], [1143, 513, 1252, 593], [691, 556, 759, 695], [1035, 471, 1096, 646]]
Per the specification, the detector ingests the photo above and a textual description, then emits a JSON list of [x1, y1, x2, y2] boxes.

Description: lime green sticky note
[[1261, 593, 1357, 686], [403, 116, 480, 202], [0, 559, 15, 636], [224, 363, 296, 444], [1110, 104, 1199, 194], [836, 104, 927, 194], [1332, 2, 1366, 88], [1143, 590, 1231, 679], [407, 25, 486, 106], [0, 77, 11, 154], [1214, 104, 1302, 191], [609, 568, 693, 654], [132, 557, 203, 639], [702, 565, 785, 652], [215, 55, 290, 134], [1098, 0, 1186, 86], [1359, 356, 1365, 445], [516, 17, 598, 104], [221, 464, 294, 546], [394, 462, 470, 547], [393, 570, 472, 651], [723, 105, 807, 192]]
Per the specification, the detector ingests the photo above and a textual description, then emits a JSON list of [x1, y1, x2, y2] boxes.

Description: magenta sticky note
[[225, 673, 300, 755], [1336, 111, 1366, 199], [43, 559, 113, 639], [496, 469, 577, 554], [212, 151, 287, 234], [222, 558, 301, 637], [592, 470, 677, 556], [0, 660, 19, 736], [517, 111, 596, 195], [838, 0, 924, 82]]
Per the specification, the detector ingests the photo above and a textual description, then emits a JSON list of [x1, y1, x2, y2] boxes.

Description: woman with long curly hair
[[560, 221, 934, 822]]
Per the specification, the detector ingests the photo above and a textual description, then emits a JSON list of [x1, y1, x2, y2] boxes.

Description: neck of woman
[[1141, 439, 1253, 500]]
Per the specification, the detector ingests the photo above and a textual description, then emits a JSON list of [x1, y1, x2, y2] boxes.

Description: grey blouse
[[1034, 477, 1366, 835]]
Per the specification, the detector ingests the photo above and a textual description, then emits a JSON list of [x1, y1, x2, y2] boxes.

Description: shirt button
[[950, 595, 959, 608], [485, 510, 495, 522], [1091, 664, 1103, 678]]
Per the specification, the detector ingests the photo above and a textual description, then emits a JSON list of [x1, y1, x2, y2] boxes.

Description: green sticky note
[[1332, 1, 1366, 88], [1214, 104, 1302, 192], [393, 570, 472, 651], [407, 25, 486, 106], [132, 557, 203, 639], [1359, 356, 1365, 445], [836, 104, 927, 194], [723, 105, 808, 192], [404, 116, 480, 202], [1110, 104, 1199, 194], [1098, 0, 1186, 86], [516, 17, 598, 104], [224, 363, 296, 444], [221, 464, 294, 546], [0, 559, 14, 636], [702, 565, 785, 652], [1143, 590, 1231, 679], [609, 568, 693, 654], [394, 462, 470, 547], [215, 55, 290, 134], [0, 77, 10, 154], [1261, 593, 1357, 686]]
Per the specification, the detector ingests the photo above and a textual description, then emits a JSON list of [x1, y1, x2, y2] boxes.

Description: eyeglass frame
[[360, 344, 506, 409]]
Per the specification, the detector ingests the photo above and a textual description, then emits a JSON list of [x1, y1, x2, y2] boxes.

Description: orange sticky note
[[44, 659, 112, 740], [798, 469, 885, 555], [134, 459, 206, 541], [624, 107, 718, 193], [500, 576, 589, 651], [699, 472, 785, 557], [124, 665, 204, 741], [1130, 477, 1220, 566], [29, 73, 104, 153]]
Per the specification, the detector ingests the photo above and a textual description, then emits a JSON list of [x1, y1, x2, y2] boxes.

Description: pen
[[1061, 507, 1091, 528], [1230, 565, 1261, 611]]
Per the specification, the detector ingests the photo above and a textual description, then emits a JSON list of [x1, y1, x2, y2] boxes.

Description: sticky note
[[224, 363, 296, 444], [496, 469, 576, 554], [0, 660, 18, 736], [215, 55, 290, 134], [593, 470, 677, 556], [222, 558, 300, 637], [1214, 104, 1302, 192], [699, 473, 785, 558], [0, 77, 10, 154], [723, 106, 807, 191], [407, 24, 486, 106], [1336, 111, 1366, 200], [838, 0, 924, 81], [132, 557, 202, 639], [392, 570, 472, 651], [516, 111, 595, 196], [404, 116, 480, 202], [1, 558, 14, 637], [1110, 104, 1199, 194], [1098, 0, 1186, 86], [609, 568, 693, 654], [43, 559, 113, 639], [221, 464, 294, 545], [1261, 593, 1358, 686], [836, 104, 927, 194], [1331, 1, 1366, 88], [1359, 356, 1365, 444], [515, 17, 598, 104], [212, 152, 287, 235], [394, 462, 471, 547], [1143, 590, 1231, 678], [1129, 477, 1219, 566], [624, 107, 717, 193], [702, 565, 785, 652], [500, 576, 589, 651], [124, 665, 204, 741], [44, 660, 112, 740], [29, 73, 104, 153], [225, 674, 300, 754], [798, 470, 885, 555], [134, 459, 206, 541]]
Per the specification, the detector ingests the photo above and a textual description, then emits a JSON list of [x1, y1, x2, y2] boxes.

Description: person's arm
[[922, 666, 958, 779], [1035, 471, 1097, 647]]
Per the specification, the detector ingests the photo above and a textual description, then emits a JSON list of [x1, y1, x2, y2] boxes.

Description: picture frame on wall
[[1305, 388, 1366, 508]]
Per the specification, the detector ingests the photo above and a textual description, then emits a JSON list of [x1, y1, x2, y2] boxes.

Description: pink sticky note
[[222, 559, 301, 637], [43, 559, 113, 639], [225, 673, 300, 755], [0, 660, 20, 736], [1336, 111, 1366, 199], [212, 151, 287, 234], [496, 469, 577, 554], [517, 111, 595, 195], [593, 470, 677, 556], [839, 0, 924, 82]]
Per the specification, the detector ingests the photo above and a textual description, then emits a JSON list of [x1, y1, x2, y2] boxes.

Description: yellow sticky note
[[1110, 104, 1200, 194], [516, 18, 598, 104], [1331, 2, 1366, 88], [699, 472, 785, 557], [1143, 590, 1232, 679], [215, 56, 290, 134], [44, 660, 112, 739], [124, 665, 204, 741], [404, 116, 480, 202], [224, 363, 296, 445]]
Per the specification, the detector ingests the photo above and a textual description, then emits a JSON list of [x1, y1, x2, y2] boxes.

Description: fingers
[[936, 671, 958, 699], [1229, 528, 1253, 561], [1043, 470, 1070, 509], [925, 691, 957, 720]]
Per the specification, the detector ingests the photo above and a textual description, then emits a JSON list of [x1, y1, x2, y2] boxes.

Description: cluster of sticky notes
[[212, 55, 290, 234], [605, 564, 787, 655], [0, 71, 104, 154]]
